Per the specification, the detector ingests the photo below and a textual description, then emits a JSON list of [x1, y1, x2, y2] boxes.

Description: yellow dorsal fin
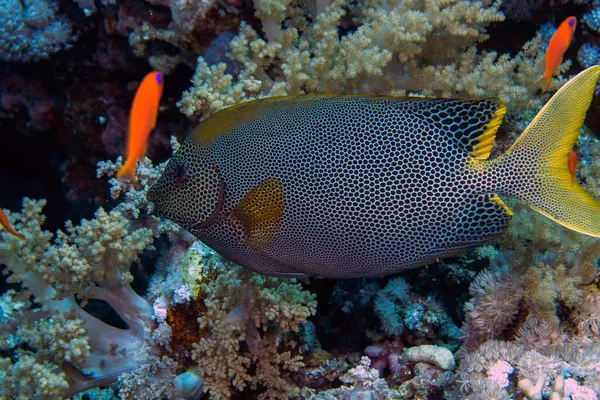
[[191, 100, 262, 146], [190, 95, 308, 146], [496, 66, 600, 237], [232, 177, 286, 248], [472, 102, 506, 159]]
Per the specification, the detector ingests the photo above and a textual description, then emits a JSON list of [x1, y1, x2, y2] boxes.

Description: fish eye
[[174, 163, 189, 183], [569, 18, 576, 27]]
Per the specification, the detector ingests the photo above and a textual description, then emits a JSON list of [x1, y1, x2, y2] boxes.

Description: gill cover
[[148, 140, 223, 230]]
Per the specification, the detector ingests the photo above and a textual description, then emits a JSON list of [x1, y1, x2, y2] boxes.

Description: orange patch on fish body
[[0, 208, 24, 240], [537, 17, 576, 94], [117, 71, 164, 181], [568, 150, 578, 187]]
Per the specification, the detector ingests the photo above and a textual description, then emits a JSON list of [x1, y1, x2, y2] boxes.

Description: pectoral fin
[[232, 177, 285, 248]]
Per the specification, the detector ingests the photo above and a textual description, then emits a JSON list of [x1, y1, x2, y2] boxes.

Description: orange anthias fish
[[0, 208, 24, 240], [568, 150, 578, 187], [537, 16, 577, 94], [117, 71, 164, 181]]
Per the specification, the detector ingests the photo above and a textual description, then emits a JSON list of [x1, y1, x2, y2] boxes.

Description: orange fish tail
[[535, 73, 552, 94], [116, 164, 137, 182], [2, 226, 25, 240]]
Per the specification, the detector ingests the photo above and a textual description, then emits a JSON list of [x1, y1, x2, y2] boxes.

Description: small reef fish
[[536, 16, 577, 94], [149, 66, 600, 279], [0, 208, 24, 240], [117, 71, 164, 181], [568, 150, 578, 186]]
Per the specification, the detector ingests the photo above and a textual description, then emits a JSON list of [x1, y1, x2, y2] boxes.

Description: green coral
[[183, 242, 317, 399], [178, 0, 568, 121]]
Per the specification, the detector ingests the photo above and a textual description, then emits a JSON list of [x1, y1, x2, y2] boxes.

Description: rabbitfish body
[[148, 67, 600, 278]]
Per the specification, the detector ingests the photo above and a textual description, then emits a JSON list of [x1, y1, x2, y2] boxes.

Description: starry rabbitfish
[[148, 66, 600, 278]]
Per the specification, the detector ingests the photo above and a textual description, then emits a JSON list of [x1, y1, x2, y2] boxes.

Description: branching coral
[[183, 241, 318, 399], [178, 0, 572, 121], [0, 0, 74, 62], [0, 142, 183, 398]]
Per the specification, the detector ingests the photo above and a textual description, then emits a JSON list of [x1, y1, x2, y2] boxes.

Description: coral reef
[[3, 0, 600, 398], [178, 0, 571, 120], [0, 0, 73, 62], [0, 150, 179, 398]]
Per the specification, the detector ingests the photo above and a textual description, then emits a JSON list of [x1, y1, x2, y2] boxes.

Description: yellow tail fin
[[498, 66, 600, 237]]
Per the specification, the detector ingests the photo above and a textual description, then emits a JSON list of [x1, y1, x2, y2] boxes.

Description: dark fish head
[[148, 140, 223, 231]]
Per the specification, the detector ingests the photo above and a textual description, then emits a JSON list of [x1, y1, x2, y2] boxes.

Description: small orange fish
[[536, 17, 576, 94], [568, 150, 578, 187], [0, 208, 24, 240], [117, 71, 164, 181]]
